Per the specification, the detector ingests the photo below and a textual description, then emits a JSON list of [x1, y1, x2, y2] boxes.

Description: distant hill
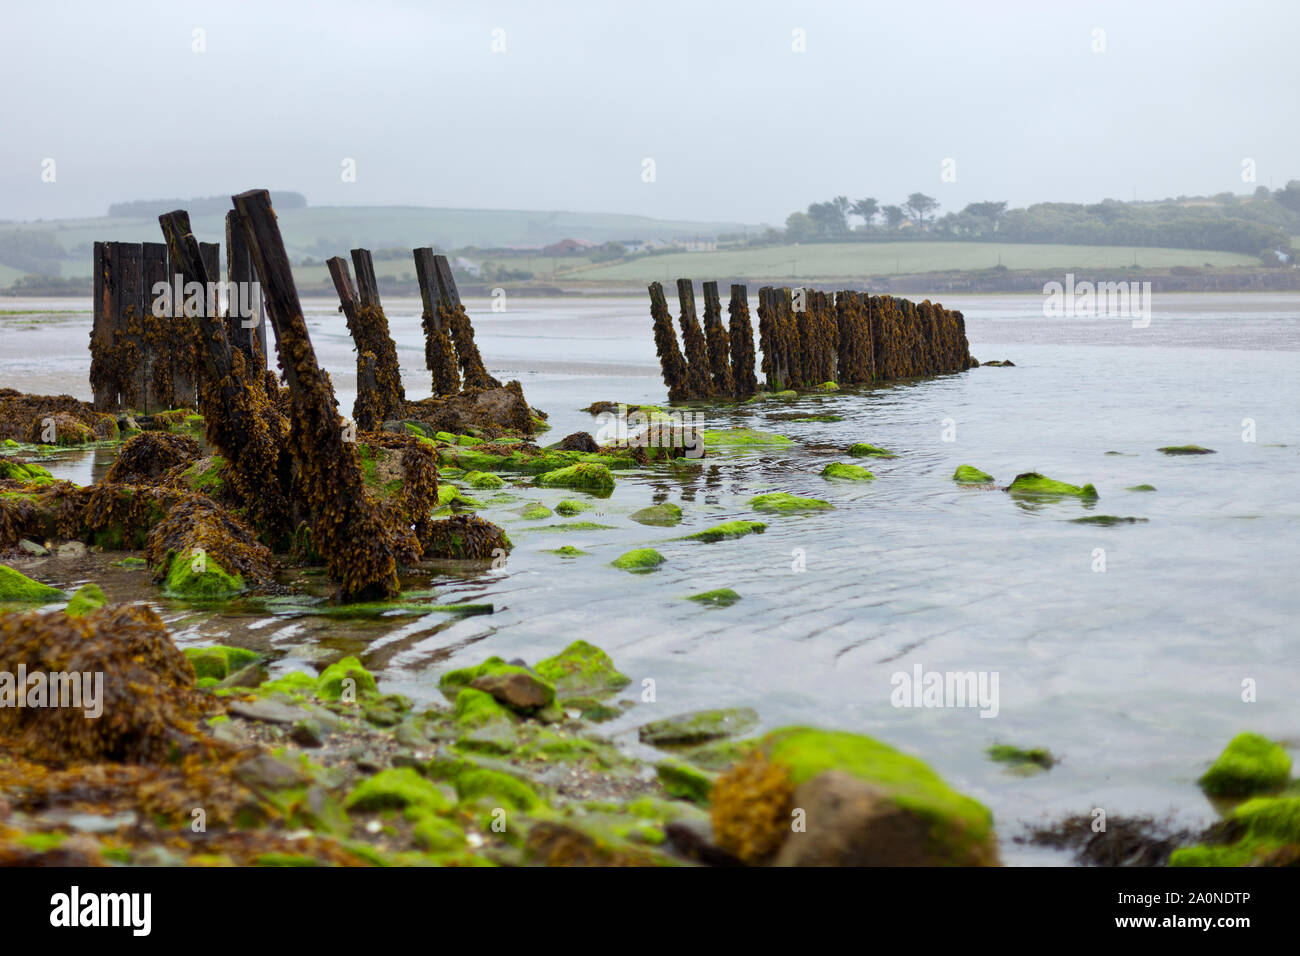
[[106, 192, 308, 219], [0, 204, 763, 279]]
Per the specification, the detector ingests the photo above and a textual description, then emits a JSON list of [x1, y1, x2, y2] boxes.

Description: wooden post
[[701, 280, 733, 396], [116, 242, 145, 411], [90, 241, 118, 411], [159, 212, 233, 388], [231, 188, 398, 600], [141, 242, 169, 411], [351, 248, 381, 308], [728, 283, 757, 397], [413, 247, 459, 395], [675, 278, 712, 397], [226, 210, 264, 369]]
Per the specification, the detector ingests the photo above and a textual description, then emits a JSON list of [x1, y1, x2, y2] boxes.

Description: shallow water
[[3, 291, 1299, 865]]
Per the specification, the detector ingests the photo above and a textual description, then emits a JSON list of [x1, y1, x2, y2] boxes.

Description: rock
[[683, 521, 766, 542], [749, 493, 834, 513], [55, 541, 88, 559], [711, 728, 997, 866], [0, 564, 64, 604], [535, 640, 630, 698], [629, 503, 683, 527], [1157, 445, 1215, 455], [639, 707, 759, 747], [1069, 515, 1148, 526], [364, 705, 403, 727], [17, 539, 49, 557], [218, 662, 268, 689], [656, 759, 715, 804], [1199, 732, 1291, 797], [345, 767, 454, 813], [317, 656, 378, 700], [686, 588, 741, 607], [234, 753, 312, 791], [554, 499, 592, 516], [470, 670, 556, 712], [290, 719, 326, 748], [846, 443, 895, 458], [554, 431, 600, 453], [666, 818, 743, 866], [535, 462, 615, 494], [987, 744, 1056, 772], [65, 584, 107, 617], [226, 698, 309, 726], [953, 464, 993, 483], [1006, 472, 1098, 499], [820, 462, 874, 481], [610, 548, 665, 572], [184, 645, 262, 681]]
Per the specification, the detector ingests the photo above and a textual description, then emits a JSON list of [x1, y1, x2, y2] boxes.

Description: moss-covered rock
[[0, 459, 53, 486], [611, 548, 664, 572], [749, 492, 834, 513], [317, 656, 378, 700], [684, 521, 766, 542], [711, 727, 997, 866], [463, 470, 505, 490], [847, 443, 895, 459], [184, 645, 263, 681], [953, 465, 993, 483], [1199, 732, 1291, 797], [345, 767, 453, 814], [656, 759, 715, 804], [545, 545, 589, 557], [1006, 472, 1098, 499], [639, 707, 759, 747], [0, 564, 64, 605], [1127, 483, 1157, 492], [64, 583, 107, 618], [1069, 515, 1147, 526], [1157, 445, 1216, 455], [820, 462, 874, 481], [535, 640, 630, 698], [518, 502, 552, 520], [454, 768, 542, 811], [686, 588, 741, 607], [535, 462, 615, 494], [411, 813, 467, 852], [629, 503, 683, 527], [986, 744, 1055, 773], [452, 686, 519, 729], [554, 499, 592, 516], [161, 549, 246, 600], [702, 428, 794, 451]]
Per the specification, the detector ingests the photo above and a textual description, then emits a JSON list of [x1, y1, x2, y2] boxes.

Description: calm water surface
[[3, 291, 1298, 864]]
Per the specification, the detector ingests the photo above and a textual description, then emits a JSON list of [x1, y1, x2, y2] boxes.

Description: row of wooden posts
[[89, 225, 493, 425], [649, 280, 976, 400]]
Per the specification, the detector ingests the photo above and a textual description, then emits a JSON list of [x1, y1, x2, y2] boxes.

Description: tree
[[807, 197, 850, 237], [785, 211, 816, 241], [850, 197, 879, 227], [881, 205, 906, 230], [904, 193, 939, 228]]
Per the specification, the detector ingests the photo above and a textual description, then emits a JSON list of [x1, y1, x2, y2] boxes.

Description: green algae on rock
[[986, 744, 1056, 772], [1006, 472, 1098, 499], [686, 588, 741, 607], [554, 499, 592, 516], [656, 759, 714, 804], [463, 470, 505, 490], [847, 443, 895, 459], [317, 656, 379, 700], [711, 727, 997, 866], [1198, 732, 1291, 797], [184, 645, 263, 681], [518, 502, 552, 520], [639, 707, 759, 747], [630, 502, 682, 526], [611, 548, 665, 572], [545, 545, 589, 557], [1158, 445, 1216, 455], [535, 640, 630, 698], [820, 462, 874, 481], [0, 564, 64, 605], [535, 462, 615, 494], [345, 767, 453, 814], [161, 551, 246, 599], [1127, 483, 1157, 492], [0, 459, 53, 486], [65, 583, 107, 618], [953, 465, 994, 483], [702, 428, 794, 451], [749, 492, 834, 513], [684, 520, 767, 542], [1070, 515, 1148, 526]]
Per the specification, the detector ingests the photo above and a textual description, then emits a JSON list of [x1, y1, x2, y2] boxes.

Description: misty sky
[[3, 0, 1297, 225]]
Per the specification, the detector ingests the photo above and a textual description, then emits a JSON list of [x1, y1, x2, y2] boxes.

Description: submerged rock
[[65, 583, 107, 617], [702, 428, 794, 451], [686, 588, 741, 607], [639, 707, 759, 747], [847, 443, 895, 459], [684, 520, 767, 542], [630, 503, 683, 526], [535, 462, 615, 494], [987, 744, 1056, 773], [1070, 515, 1147, 526], [535, 640, 630, 699], [554, 499, 592, 516], [1157, 445, 1216, 455], [749, 493, 834, 513]]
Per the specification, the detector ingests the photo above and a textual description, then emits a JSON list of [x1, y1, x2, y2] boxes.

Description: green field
[[0, 206, 756, 279], [561, 242, 1258, 282]]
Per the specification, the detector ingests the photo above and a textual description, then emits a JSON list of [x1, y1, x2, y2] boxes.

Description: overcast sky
[[3, 0, 1296, 225]]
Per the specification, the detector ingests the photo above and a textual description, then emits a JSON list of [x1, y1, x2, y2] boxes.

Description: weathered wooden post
[[232, 188, 398, 600], [140, 242, 170, 411], [675, 279, 713, 398], [432, 254, 499, 391], [226, 210, 265, 370], [649, 281, 690, 400], [413, 247, 461, 396], [115, 242, 145, 411], [727, 283, 758, 397], [89, 242, 119, 411], [327, 252, 401, 430], [700, 280, 733, 396]]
